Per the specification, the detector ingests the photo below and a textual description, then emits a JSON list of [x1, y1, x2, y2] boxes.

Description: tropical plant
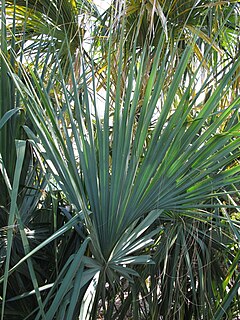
[[94, 0, 240, 89], [5, 0, 99, 79], [0, 2, 61, 319], [0, 0, 240, 319]]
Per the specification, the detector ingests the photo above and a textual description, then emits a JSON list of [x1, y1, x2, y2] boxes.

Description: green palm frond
[[5, 0, 100, 78]]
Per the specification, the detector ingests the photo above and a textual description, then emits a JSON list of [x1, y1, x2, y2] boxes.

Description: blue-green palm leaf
[[1, 19, 240, 318]]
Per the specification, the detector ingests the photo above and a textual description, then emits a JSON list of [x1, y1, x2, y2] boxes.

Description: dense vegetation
[[0, 0, 239, 319]]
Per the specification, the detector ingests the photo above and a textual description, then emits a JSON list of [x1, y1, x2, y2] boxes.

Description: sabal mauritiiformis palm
[[0, 1, 240, 319]]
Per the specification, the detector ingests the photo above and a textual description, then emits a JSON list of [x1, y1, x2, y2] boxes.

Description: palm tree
[[0, 1, 239, 319]]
